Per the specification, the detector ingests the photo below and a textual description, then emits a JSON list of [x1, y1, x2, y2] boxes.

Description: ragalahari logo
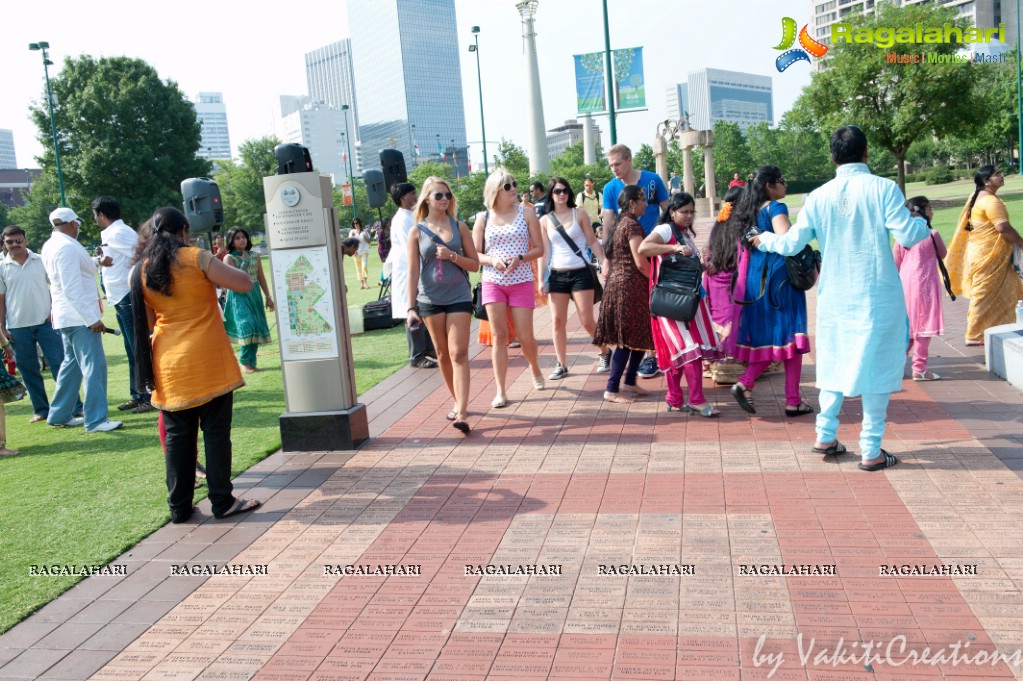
[[774, 17, 829, 71]]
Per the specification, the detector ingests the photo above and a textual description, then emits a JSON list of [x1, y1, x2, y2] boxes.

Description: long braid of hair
[[965, 165, 997, 232], [964, 189, 981, 232]]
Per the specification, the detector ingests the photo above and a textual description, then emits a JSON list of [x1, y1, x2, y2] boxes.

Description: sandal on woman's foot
[[621, 383, 647, 396], [912, 371, 941, 381], [684, 403, 720, 418], [785, 401, 815, 417], [730, 383, 756, 414], [491, 395, 508, 409], [452, 420, 470, 434], [858, 450, 899, 472], [215, 498, 262, 519], [811, 440, 847, 456], [666, 402, 685, 412], [965, 340, 984, 347], [446, 410, 458, 421]]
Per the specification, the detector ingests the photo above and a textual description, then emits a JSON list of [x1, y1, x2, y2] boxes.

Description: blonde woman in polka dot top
[[472, 169, 547, 409]]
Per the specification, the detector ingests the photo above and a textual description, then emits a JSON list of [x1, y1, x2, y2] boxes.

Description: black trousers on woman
[[163, 391, 236, 521]]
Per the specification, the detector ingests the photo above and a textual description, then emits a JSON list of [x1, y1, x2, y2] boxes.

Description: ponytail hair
[[964, 165, 998, 231], [135, 206, 189, 296], [604, 184, 644, 260], [905, 196, 933, 230], [730, 166, 783, 250]]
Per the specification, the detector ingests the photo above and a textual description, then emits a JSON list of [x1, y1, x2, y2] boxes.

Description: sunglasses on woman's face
[[551, 187, 570, 196], [433, 191, 454, 201], [503, 181, 517, 192]]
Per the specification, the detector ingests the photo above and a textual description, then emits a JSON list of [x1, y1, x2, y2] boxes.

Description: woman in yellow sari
[[945, 165, 1023, 345]]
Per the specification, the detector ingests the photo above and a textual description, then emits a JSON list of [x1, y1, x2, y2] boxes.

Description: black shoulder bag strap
[[548, 210, 589, 268]]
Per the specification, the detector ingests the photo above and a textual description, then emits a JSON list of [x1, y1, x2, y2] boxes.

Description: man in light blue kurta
[[755, 126, 929, 471]]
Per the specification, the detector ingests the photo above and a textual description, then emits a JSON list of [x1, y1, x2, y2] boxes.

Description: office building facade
[[678, 69, 773, 131], [275, 96, 349, 186], [348, 0, 468, 177], [193, 93, 232, 160], [305, 40, 361, 172], [546, 119, 603, 161], [0, 130, 16, 169], [810, 0, 1016, 48]]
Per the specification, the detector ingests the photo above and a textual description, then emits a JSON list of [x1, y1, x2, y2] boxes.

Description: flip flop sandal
[[452, 420, 470, 434], [446, 411, 458, 421], [912, 371, 941, 381], [858, 450, 899, 472], [785, 401, 815, 417], [730, 383, 756, 414], [684, 403, 720, 418], [811, 440, 847, 456], [215, 498, 262, 519]]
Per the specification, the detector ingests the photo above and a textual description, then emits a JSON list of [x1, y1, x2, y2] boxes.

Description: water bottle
[[1016, 300, 1023, 325]]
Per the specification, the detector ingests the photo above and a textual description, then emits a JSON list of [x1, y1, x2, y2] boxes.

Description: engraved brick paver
[[2, 276, 1023, 680]]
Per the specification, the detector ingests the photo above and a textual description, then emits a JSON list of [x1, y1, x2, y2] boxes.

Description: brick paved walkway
[[2, 288, 1022, 681]]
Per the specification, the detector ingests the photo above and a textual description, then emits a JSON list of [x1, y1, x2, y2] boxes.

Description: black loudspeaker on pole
[[365, 169, 387, 209], [380, 149, 408, 192]]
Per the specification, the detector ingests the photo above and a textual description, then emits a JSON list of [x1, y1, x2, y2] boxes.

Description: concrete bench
[[985, 322, 1023, 391]]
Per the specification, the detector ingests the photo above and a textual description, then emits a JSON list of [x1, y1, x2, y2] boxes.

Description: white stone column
[[582, 114, 596, 166], [517, 1, 550, 175]]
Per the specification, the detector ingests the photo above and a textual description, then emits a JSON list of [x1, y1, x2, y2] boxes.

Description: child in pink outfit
[[893, 197, 946, 381]]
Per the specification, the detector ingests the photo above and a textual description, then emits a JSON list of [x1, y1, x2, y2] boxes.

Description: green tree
[[9, 175, 61, 248], [0, 203, 8, 229], [941, 48, 1019, 168], [711, 121, 753, 194], [794, 2, 980, 192], [27, 55, 209, 237], [493, 139, 529, 179], [213, 136, 279, 231]]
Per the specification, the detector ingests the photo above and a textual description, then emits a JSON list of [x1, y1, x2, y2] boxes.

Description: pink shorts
[[481, 280, 536, 309]]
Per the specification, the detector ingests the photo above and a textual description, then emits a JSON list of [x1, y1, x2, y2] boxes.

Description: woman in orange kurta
[[944, 165, 1023, 345], [133, 207, 262, 524]]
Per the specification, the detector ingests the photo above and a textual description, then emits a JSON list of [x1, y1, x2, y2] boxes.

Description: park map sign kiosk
[[263, 171, 369, 451]]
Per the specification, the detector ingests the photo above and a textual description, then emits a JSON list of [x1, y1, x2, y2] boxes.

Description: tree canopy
[[26, 55, 209, 235], [213, 136, 279, 231], [792, 2, 980, 191]]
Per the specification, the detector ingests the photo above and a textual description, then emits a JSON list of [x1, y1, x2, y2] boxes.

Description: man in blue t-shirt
[[600, 144, 670, 237], [599, 143, 670, 378]]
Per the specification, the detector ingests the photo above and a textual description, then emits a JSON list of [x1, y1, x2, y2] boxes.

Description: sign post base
[[279, 406, 369, 452]]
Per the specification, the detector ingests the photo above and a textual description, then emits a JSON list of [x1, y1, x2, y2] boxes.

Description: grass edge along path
[[0, 251, 406, 633]]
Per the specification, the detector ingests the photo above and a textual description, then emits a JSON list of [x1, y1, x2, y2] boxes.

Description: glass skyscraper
[[348, 0, 468, 177]]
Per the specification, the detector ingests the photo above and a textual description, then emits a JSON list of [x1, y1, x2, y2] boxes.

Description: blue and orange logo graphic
[[774, 17, 829, 71]]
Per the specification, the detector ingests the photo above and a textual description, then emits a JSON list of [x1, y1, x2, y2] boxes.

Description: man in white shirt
[[0, 225, 78, 423], [384, 181, 436, 368], [41, 207, 122, 433], [93, 196, 152, 413]]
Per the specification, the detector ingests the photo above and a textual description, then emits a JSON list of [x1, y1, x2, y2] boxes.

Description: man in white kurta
[[755, 126, 929, 471], [385, 181, 436, 368]]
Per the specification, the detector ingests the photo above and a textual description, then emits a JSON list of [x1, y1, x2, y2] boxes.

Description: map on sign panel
[[271, 246, 340, 361]]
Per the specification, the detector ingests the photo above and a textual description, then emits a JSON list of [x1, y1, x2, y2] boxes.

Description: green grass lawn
[[0, 246, 406, 633]]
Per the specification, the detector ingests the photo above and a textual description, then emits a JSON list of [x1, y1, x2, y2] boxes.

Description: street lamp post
[[28, 41, 66, 206], [436, 134, 441, 163], [600, 0, 617, 145], [341, 104, 357, 219], [469, 26, 489, 176], [410, 124, 417, 168]]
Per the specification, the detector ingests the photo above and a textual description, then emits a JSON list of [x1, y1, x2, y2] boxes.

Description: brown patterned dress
[[593, 215, 654, 351]]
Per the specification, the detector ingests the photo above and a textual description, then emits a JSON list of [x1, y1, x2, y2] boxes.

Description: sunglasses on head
[[433, 191, 454, 201], [503, 181, 517, 192], [551, 187, 570, 196]]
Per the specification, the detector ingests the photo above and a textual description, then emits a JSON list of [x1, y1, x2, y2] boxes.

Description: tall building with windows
[[0, 130, 15, 169], [810, 0, 1015, 48], [546, 119, 603, 161], [347, 0, 468, 177], [193, 93, 232, 160], [676, 69, 773, 131], [274, 96, 349, 186], [305, 40, 361, 172]]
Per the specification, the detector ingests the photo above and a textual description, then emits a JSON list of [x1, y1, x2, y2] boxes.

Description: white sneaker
[[86, 419, 123, 433], [51, 417, 84, 427]]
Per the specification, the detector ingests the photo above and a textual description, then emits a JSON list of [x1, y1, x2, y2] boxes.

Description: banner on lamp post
[[340, 183, 353, 207]]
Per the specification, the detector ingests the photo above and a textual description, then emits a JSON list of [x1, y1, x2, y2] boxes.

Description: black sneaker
[[596, 352, 611, 373], [411, 358, 437, 369], [637, 355, 661, 378], [548, 363, 569, 380]]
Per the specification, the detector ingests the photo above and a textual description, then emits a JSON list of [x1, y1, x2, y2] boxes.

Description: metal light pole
[[1016, 0, 1022, 170], [469, 26, 489, 176], [600, 0, 617, 145], [341, 104, 357, 219], [410, 124, 417, 169], [28, 41, 66, 206]]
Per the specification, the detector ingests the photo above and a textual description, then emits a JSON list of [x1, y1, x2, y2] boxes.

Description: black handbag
[[649, 226, 702, 323], [548, 211, 602, 303], [785, 244, 821, 291], [472, 213, 488, 320]]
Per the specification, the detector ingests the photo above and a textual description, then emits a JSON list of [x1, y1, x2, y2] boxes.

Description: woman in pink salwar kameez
[[894, 197, 946, 381]]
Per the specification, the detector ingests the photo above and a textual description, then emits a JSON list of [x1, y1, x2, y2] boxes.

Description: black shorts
[[419, 300, 473, 318], [547, 267, 595, 294]]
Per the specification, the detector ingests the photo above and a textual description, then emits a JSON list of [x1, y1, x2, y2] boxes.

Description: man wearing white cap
[[40, 207, 122, 433]]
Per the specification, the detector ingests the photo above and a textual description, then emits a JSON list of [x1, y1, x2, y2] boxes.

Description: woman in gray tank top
[[406, 177, 480, 433]]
